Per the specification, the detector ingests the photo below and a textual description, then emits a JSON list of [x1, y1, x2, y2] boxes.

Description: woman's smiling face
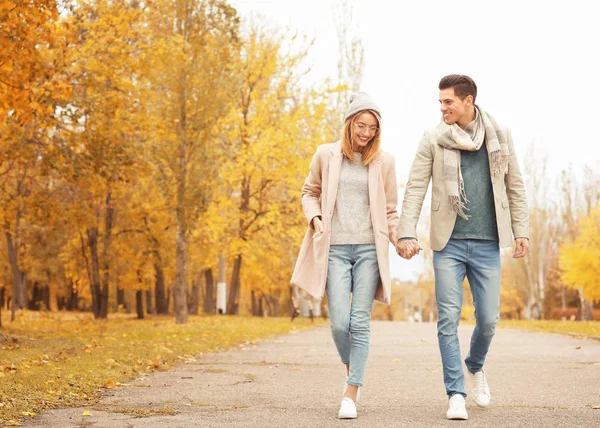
[[351, 111, 379, 150]]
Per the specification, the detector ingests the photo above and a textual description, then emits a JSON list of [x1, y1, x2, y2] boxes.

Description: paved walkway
[[25, 321, 600, 427]]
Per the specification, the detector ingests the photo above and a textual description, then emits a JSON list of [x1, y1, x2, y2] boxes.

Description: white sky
[[231, 0, 600, 281]]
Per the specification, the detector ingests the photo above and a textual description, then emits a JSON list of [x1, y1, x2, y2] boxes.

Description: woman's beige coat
[[290, 141, 399, 304]]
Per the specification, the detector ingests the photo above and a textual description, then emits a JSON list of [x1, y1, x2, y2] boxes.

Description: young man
[[396, 75, 530, 420]]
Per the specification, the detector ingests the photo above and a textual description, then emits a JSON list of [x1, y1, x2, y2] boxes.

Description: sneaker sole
[[338, 413, 357, 419], [446, 413, 468, 420], [474, 399, 490, 408]]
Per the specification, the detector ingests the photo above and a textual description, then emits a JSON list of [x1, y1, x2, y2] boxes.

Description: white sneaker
[[470, 370, 491, 407], [338, 397, 357, 419], [342, 377, 360, 404], [446, 394, 468, 420]]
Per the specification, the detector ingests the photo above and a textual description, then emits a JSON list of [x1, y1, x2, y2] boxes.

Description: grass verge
[[0, 311, 320, 426], [500, 320, 600, 339]]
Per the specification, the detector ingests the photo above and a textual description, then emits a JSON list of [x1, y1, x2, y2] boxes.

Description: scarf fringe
[[450, 195, 470, 220]]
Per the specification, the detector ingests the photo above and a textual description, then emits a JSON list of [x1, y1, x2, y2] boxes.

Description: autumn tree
[[559, 206, 600, 303], [217, 21, 336, 315], [52, 0, 156, 319], [0, 0, 71, 320], [141, 0, 240, 323]]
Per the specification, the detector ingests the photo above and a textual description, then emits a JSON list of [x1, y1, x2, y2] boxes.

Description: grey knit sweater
[[330, 152, 375, 245]]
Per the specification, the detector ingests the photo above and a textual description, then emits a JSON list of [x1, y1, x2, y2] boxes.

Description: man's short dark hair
[[439, 74, 477, 102]]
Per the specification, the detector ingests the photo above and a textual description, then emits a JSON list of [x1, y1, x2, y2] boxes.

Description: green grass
[[0, 311, 319, 426]]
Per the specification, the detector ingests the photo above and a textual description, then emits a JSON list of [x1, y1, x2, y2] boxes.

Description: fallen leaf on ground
[[82, 410, 91, 416]]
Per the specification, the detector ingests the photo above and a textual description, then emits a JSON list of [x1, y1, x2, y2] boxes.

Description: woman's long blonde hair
[[341, 110, 381, 165]]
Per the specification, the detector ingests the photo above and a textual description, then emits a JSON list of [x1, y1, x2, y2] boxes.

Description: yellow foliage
[[559, 206, 600, 302], [0, 0, 343, 320]]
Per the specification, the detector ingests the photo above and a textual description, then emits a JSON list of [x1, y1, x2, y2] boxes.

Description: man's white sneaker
[[342, 377, 360, 403], [446, 394, 468, 420], [470, 370, 491, 407], [338, 397, 357, 419]]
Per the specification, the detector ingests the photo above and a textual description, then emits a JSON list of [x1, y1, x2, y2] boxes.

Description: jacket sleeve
[[504, 129, 529, 239], [397, 131, 434, 240], [301, 147, 323, 229]]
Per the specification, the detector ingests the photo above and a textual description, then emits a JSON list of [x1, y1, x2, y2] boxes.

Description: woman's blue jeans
[[326, 244, 380, 387]]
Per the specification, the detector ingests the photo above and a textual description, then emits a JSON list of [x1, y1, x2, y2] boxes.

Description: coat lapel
[[368, 156, 382, 223], [326, 142, 343, 223]]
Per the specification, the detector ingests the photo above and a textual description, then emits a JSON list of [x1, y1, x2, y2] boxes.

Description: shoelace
[[474, 372, 487, 394]]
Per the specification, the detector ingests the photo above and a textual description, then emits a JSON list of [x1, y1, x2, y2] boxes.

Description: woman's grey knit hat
[[344, 91, 381, 123]]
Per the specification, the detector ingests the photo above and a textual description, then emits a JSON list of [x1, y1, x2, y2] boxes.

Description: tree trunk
[[173, 82, 189, 324], [579, 289, 594, 321], [86, 227, 102, 319], [154, 262, 168, 314], [99, 192, 114, 319], [270, 296, 280, 317], [251, 290, 257, 316], [136, 290, 144, 319], [6, 225, 25, 321], [117, 287, 125, 310], [42, 285, 50, 310], [29, 282, 40, 310], [257, 294, 264, 317], [68, 282, 79, 311], [145, 290, 154, 315], [203, 268, 214, 314], [189, 279, 200, 315], [28, 283, 50, 311], [227, 255, 242, 315], [523, 258, 540, 320], [0, 287, 3, 327]]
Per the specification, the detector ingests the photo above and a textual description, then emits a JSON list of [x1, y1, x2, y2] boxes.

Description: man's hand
[[396, 239, 422, 259], [513, 237, 530, 258], [311, 216, 324, 234]]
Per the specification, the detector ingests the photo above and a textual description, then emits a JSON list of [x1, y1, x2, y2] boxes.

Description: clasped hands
[[396, 239, 422, 260]]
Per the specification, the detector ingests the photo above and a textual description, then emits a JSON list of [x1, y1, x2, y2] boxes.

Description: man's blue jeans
[[433, 239, 501, 398], [326, 244, 379, 387]]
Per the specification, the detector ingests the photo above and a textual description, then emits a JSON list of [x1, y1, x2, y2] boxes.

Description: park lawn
[[501, 319, 600, 338], [0, 311, 319, 426]]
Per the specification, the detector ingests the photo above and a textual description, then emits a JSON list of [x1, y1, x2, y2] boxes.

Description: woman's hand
[[312, 216, 324, 233], [396, 239, 422, 259]]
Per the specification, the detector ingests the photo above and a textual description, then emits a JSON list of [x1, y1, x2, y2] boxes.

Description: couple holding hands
[[291, 74, 530, 420]]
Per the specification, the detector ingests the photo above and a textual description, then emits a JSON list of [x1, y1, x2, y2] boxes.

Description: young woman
[[291, 92, 400, 419]]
